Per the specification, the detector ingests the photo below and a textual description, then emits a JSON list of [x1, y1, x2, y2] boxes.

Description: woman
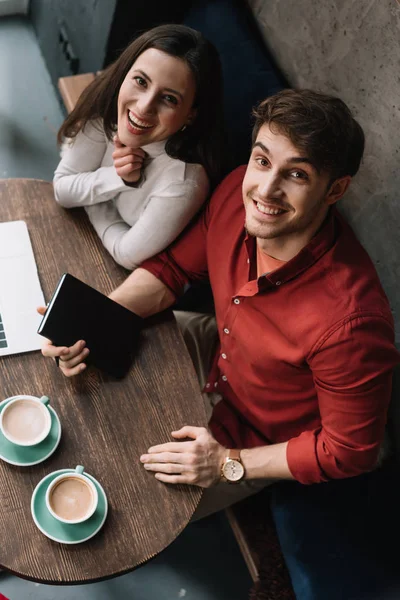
[[54, 24, 224, 270]]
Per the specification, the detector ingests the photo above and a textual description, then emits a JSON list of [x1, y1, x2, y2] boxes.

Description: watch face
[[223, 459, 244, 482]]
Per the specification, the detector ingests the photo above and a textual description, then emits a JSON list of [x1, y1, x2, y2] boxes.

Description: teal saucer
[[31, 469, 108, 544], [0, 397, 61, 466]]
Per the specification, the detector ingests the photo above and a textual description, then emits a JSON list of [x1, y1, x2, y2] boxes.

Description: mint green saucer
[[31, 469, 108, 544], [0, 397, 61, 466]]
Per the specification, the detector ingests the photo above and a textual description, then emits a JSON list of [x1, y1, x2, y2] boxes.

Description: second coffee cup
[[46, 466, 98, 525]]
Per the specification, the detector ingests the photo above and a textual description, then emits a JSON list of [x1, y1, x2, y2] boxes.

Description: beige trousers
[[174, 311, 271, 521]]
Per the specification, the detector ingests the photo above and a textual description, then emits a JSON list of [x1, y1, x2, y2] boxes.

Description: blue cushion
[[184, 0, 287, 169]]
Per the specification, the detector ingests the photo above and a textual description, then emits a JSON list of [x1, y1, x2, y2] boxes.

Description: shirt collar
[[245, 208, 339, 289], [141, 139, 167, 159]]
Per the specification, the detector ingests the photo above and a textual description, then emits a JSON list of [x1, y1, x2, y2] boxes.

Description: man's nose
[[258, 173, 281, 199]]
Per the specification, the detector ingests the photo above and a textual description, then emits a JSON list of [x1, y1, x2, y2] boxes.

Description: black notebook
[[37, 273, 143, 378]]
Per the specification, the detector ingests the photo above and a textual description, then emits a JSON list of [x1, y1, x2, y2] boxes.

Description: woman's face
[[117, 48, 197, 148]]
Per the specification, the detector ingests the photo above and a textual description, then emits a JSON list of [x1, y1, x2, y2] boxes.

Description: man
[[43, 90, 400, 598]]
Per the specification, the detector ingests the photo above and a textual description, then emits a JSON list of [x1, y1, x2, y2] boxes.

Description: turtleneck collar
[[141, 139, 167, 159]]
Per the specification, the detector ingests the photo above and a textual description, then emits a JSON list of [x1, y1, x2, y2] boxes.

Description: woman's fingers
[[59, 361, 87, 378], [59, 347, 89, 369], [41, 339, 87, 363], [37, 305, 47, 316], [114, 156, 143, 170], [116, 163, 143, 179], [41, 340, 69, 359], [112, 146, 146, 160]]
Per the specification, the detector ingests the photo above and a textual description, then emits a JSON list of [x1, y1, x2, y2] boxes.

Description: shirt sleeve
[[140, 166, 245, 295], [53, 121, 128, 208], [85, 176, 209, 271], [287, 313, 399, 484]]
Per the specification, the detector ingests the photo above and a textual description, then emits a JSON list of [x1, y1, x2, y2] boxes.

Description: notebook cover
[[37, 273, 143, 378]]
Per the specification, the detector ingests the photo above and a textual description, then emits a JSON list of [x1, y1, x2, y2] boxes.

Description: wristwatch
[[221, 449, 245, 483]]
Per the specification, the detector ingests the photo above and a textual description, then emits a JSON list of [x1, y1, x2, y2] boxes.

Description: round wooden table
[[0, 179, 206, 583]]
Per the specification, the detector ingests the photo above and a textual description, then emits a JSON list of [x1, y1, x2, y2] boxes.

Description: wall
[[248, 0, 400, 343], [30, 0, 116, 87]]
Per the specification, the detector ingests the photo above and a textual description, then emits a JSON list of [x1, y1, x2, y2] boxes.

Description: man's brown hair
[[252, 89, 365, 181]]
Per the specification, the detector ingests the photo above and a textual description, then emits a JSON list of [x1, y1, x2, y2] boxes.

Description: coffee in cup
[[46, 466, 98, 524], [0, 395, 51, 446]]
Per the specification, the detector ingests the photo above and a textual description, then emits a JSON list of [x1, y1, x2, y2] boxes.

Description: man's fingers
[[145, 441, 191, 454], [171, 426, 207, 440], [37, 305, 47, 316], [143, 462, 185, 474], [154, 473, 195, 485], [141, 450, 191, 464]]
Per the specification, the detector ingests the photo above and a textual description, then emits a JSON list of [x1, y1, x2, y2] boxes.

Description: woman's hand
[[140, 426, 227, 488], [112, 135, 146, 184], [37, 306, 89, 377]]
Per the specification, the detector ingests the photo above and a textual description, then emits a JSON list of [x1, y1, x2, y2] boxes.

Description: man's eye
[[255, 157, 268, 167], [134, 77, 147, 87], [163, 95, 178, 105], [291, 170, 308, 180]]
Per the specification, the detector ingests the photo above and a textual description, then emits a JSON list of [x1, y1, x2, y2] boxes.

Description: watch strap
[[228, 449, 241, 461]]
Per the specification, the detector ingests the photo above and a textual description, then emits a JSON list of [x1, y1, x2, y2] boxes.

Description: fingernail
[[140, 455, 146, 462]]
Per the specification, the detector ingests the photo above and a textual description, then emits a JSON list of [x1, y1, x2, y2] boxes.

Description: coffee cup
[[0, 395, 52, 446], [46, 466, 98, 524]]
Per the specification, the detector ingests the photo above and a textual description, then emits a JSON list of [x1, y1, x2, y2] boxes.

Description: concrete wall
[[248, 0, 400, 343], [30, 0, 116, 87]]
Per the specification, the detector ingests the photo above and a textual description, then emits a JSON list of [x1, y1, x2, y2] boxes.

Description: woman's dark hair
[[252, 89, 365, 182], [58, 24, 225, 187]]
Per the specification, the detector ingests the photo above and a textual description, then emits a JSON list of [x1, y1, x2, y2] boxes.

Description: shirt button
[[214, 382, 218, 388], [222, 375, 227, 382], [247, 258, 250, 264], [223, 328, 230, 334], [206, 383, 211, 388], [234, 298, 240, 305], [221, 353, 227, 359], [276, 281, 282, 286]]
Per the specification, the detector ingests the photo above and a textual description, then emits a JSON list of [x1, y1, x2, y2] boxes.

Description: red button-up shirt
[[141, 166, 399, 484]]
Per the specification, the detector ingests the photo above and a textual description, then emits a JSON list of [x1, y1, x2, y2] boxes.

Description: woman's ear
[[326, 175, 352, 206], [186, 107, 198, 127]]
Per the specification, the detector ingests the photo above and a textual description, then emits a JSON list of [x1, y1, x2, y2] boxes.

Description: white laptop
[[0, 221, 46, 356]]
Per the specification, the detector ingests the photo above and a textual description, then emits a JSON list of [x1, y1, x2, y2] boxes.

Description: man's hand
[[112, 135, 146, 183], [37, 306, 89, 377], [140, 426, 227, 488]]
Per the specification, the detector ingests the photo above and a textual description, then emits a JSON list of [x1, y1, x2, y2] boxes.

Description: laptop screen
[[0, 221, 45, 356]]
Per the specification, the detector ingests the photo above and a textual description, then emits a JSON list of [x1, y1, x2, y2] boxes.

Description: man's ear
[[326, 175, 352, 206]]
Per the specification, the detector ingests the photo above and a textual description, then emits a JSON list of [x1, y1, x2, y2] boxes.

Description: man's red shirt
[[141, 166, 399, 484]]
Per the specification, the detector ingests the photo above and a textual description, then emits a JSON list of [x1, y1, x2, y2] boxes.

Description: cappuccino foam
[[2, 399, 48, 443], [49, 477, 94, 521]]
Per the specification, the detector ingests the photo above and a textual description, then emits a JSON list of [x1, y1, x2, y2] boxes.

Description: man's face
[[242, 124, 335, 250]]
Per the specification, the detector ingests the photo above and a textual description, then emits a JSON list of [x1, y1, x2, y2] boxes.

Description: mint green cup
[[45, 465, 99, 525], [0, 395, 51, 446]]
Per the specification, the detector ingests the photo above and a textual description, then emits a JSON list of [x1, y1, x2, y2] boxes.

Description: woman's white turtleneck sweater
[[53, 120, 209, 270]]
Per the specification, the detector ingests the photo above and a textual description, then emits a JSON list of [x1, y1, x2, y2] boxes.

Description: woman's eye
[[134, 76, 147, 87], [163, 95, 178, 105], [255, 157, 269, 167]]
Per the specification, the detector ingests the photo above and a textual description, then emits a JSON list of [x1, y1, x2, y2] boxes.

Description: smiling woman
[[52, 24, 225, 270]]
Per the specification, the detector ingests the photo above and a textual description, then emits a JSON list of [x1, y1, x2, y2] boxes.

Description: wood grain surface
[[0, 179, 206, 584]]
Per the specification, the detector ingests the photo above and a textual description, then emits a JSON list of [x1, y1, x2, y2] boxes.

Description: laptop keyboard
[[0, 313, 8, 348]]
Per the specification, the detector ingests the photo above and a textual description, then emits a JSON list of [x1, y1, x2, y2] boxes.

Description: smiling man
[[44, 89, 400, 598]]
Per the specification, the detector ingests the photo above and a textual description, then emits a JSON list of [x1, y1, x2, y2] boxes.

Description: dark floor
[[0, 14, 252, 600]]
